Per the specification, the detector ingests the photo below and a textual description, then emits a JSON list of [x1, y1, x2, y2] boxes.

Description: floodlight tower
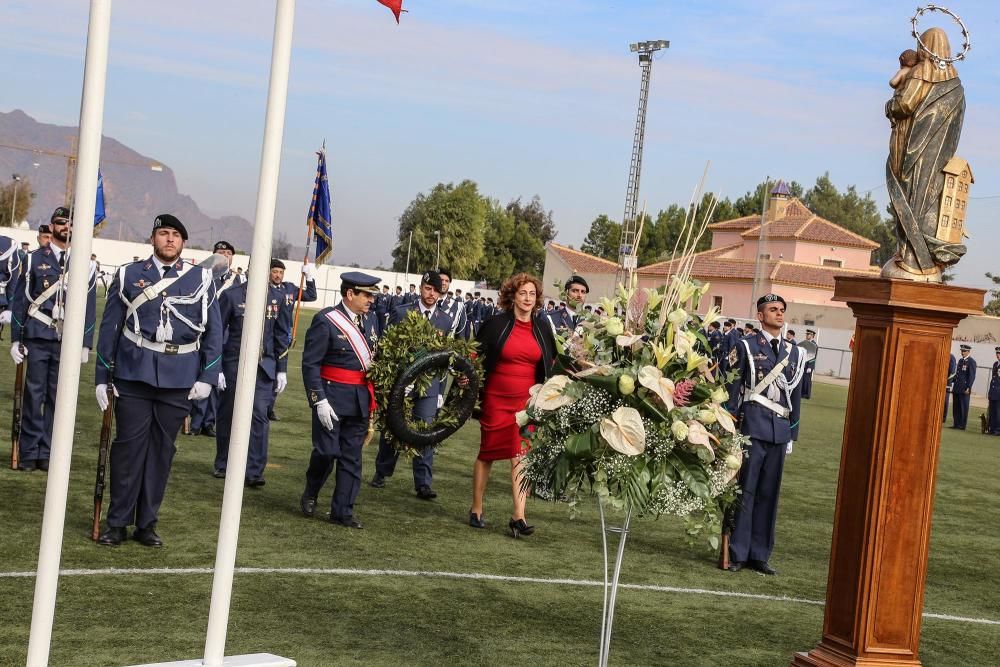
[[617, 39, 669, 285]]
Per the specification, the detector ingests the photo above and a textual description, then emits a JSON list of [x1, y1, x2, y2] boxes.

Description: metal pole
[[10, 177, 18, 225], [404, 230, 412, 287], [203, 1, 295, 664], [26, 2, 111, 665], [435, 230, 441, 271]]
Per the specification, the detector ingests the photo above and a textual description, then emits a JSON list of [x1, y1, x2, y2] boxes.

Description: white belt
[[123, 328, 200, 355], [748, 394, 791, 419]]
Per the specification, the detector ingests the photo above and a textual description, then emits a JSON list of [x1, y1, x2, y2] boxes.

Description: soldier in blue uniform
[[9, 207, 97, 471], [0, 234, 23, 330], [402, 283, 418, 305], [374, 285, 392, 327], [371, 271, 455, 498], [437, 268, 469, 339], [951, 344, 976, 430], [799, 329, 819, 399], [300, 271, 382, 529], [944, 353, 956, 423], [94, 214, 222, 547], [212, 270, 291, 485], [707, 321, 723, 361], [725, 293, 804, 576], [719, 319, 740, 374], [266, 258, 317, 421], [546, 275, 589, 336], [987, 347, 1000, 436]]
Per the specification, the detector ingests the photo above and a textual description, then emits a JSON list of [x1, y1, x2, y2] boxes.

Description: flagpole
[[291, 146, 324, 345]]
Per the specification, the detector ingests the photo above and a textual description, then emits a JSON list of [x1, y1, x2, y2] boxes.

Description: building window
[[822, 258, 844, 268], [712, 295, 723, 310], [759, 253, 771, 260]]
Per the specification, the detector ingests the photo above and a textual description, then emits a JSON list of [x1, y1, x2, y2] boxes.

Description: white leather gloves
[[10, 343, 25, 364], [301, 263, 316, 280], [315, 399, 338, 431], [218, 372, 227, 391], [0, 310, 11, 325], [96, 384, 119, 412], [786, 441, 794, 455], [188, 381, 212, 401], [276, 372, 288, 394], [81, 348, 90, 364], [437, 394, 445, 409]]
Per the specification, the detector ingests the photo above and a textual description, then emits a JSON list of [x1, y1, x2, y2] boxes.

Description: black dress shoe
[[97, 525, 126, 547], [415, 485, 437, 500], [36, 459, 49, 471], [133, 527, 163, 548], [331, 516, 363, 529], [469, 511, 486, 529], [728, 561, 744, 573], [268, 410, 280, 421], [369, 475, 386, 489], [300, 495, 317, 518], [201, 426, 216, 438], [16, 460, 36, 472], [749, 560, 777, 575], [212, 468, 226, 479], [245, 477, 265, 488]]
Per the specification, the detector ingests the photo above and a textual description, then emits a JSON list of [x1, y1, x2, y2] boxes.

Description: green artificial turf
[[0, 325, 998, 666]]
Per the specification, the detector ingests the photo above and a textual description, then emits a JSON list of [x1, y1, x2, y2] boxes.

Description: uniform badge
[[310, 391, 319, 403], [38, 263, 51, 271], [238, 302, 246, 309], [727, 348, 738, 366], [43, 279, 50, 288]]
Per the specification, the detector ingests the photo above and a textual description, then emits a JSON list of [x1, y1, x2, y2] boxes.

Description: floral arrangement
[[519, 277, 747, 549]]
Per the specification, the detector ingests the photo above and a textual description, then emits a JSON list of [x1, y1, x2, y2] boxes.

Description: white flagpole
[[202, 0, 296, 664], [25, 1, 112, 665]]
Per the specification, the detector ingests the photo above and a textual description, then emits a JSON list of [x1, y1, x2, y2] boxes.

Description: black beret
[[437, 267, 452, 280], [37, 224, 52, 234], [421, 270, 444, 293], [270, 258, 286, 270], [152, 214, 188, 241], [565, 275, 590, 293], [213, 240, 235, 253], [50, 207, 72, 223], [995, 346, 1000, 353], [726, 318, 737, 326], [756, 293, 786, 310]]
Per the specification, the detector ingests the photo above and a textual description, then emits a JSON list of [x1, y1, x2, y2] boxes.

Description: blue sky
[[2, 0, 999, 288]]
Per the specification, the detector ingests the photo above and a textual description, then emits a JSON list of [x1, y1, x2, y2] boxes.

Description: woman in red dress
[[470, 273, 556, 537]]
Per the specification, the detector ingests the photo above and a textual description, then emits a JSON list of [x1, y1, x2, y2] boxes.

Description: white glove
[[0, 310, 10, 325], [315, 398, 338, 431], [276, 372, 287, 394], [218, 372, 227, 391], [404, 384, 414, 397], [786, 441, 794, 455], [81, 348, 90, 364], [10, 342, 26, 364], [96, 383, 119, 412], [436, 394, 445, 409], [188, 381, 213, 401], [301, 263, 315, 280]]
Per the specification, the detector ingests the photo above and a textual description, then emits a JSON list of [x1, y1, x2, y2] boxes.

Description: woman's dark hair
[[498, 273, 543, 315]]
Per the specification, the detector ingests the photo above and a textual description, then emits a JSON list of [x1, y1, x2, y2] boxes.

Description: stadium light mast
[[616, 39, 668, 286]]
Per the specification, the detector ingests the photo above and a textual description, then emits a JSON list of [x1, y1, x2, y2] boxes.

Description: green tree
[[731, 180, 804, 216], [803, 173, 895, 267], [580, 214, 621, 261], [984, 273, 1000, 316], [474, 200, 546, 286], [506, 195, 557, 246], [391, 180, 486, 277], [0, 177, 33, 227]]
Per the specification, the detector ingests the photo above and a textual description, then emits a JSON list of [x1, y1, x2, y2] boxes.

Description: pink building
[[637, 182, 881, 314]]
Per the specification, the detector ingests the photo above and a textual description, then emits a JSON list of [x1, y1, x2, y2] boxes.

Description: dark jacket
[[475, 310, 556, 385]]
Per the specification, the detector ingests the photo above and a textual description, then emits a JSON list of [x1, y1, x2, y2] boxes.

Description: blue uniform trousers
[[952, 391, 970, 429], [19, 338, 60, 463], [729, 438, 787, 564], [374, 394, 436, 489], [988, 400, 1000, 435], [801, 369, 813, 399], [106, 380, 190, 529], [304, 414, 368, 521], [215, 368, 274, 480], [189, 388, 218, 432], [943, 392, 950, 422]]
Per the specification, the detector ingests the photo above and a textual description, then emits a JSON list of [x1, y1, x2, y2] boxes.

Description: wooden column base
[[791, 277, 983, 667]]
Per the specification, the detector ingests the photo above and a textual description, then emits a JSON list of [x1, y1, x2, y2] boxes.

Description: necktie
[[770, 339, 779, 357], [424, 310, 430, 320], [58, 253, 65, 269]]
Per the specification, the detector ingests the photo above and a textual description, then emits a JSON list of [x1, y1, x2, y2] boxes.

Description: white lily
[[674, 330, 695, 357], [638, 365, 675, 411], [599, 406, 646, 456]]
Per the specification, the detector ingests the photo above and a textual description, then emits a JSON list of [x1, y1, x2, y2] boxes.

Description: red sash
[[321, 365, 376, 413]]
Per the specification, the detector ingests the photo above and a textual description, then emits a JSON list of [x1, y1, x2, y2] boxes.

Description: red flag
[[376, 0, 405, 23]]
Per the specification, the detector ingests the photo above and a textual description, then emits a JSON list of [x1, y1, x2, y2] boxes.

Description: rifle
[[10, 345, 25, 469], [92, 378, 115, 541], [718, 405, 744, 570]]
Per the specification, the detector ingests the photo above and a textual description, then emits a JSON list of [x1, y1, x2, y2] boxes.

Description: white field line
[[0, 566, 997, 626]]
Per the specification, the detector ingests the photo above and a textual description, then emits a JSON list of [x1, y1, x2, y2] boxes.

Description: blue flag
[[94, 169, 106, 227], [310, 150, 332, 265]]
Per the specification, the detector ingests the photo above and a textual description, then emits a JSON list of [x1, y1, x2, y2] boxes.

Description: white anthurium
[[599, 406, 646, 456], [686, 420, 716, 461], [712, 404, 737, 434], [530, 375, 575, 411], [515, 410, 529, 427], [574, 364, 614, 379], [638, 365, 675, 411], [616, 333, 644, 348]]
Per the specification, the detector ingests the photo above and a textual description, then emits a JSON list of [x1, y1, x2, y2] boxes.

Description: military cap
[[995, 346, 1000, 353], [213, 240, 236, 253], [270, 258, 285, 270], [420, 270, 444, 293], [959, 344, 972, 351], [744, 322, 755, 330], [726, 318, 737, 326], [37, 223, 52, 234], [152, 214, 188, 240], [756, 293, 786, 310], [50, 206, 72, 223], [565, 275, 590, 293], [806, 328, 816, 335], [341, 271, 381, 294]]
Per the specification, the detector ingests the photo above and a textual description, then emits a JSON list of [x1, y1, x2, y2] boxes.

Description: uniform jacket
[[952, 355, 976, 394], [0, 235, 22, 309], [302, 303, 381, 419], [389, 300, 456, 398], [402, 291, 419, 305], [95, 256, 222, 389], [946, 354, 957, 391], [726, 332, 803, 443], [545, 306, 578, 336], [274, 278, 317, 309], [219, 281, 291, 382], [989, 360, 1000, 401], [476, 310, 557, 385], [10, 245, 96, 347], [707, 329, 723, 359], [215, 269, 245, 298], [438, 296, 469, 338]]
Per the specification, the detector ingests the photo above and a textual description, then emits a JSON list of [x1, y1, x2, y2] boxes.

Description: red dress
[[478, 319, 541, 461]]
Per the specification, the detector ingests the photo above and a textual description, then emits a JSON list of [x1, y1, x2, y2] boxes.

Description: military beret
[[437, 267, 452, 281], [37, 223, 52, 234], [726, 319, 737, 326], [50, 206, 72, 223], [959, 344, 972, 351], [152, 214, 188, 240], [744, 322, 755, 329], [565, 275, 590, 293], [420, 270, 444, 293], [213, 240, 236, 253], [995, 346, 1000, 353], [756, 293, 786, 310], [270, 259, 285, 270], [341, 271, 381, 295]]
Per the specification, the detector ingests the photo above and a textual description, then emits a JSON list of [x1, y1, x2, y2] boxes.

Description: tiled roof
[[729, 198, 880, 250], [638, 244, 765, 280], [707, 214, 761, 231], [770, 262, 880, 289], [547, 242, 619, 274]]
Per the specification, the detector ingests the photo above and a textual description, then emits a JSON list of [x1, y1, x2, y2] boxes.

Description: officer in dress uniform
[[402, 283, 418, 305], [951, 344, 976, 430], [546, 275, 589, 336], [375, 285, 392, 327], [94, 214, 222, 547], [437, 268, 469, 339], [0, 234, 23, 329], [371, 271, 455, 498], [9, 207, 97, 471], [725, 293, 804, 576], [189, 240, 244, 437], [719, 319, 739, 374], [707, 321, 723, 361], [212, 270, 291, 484], [987, 347, 1000, 436], [300, 271, 382, 529], [798, 329, 819, 399], [266, 258, 317, 421]]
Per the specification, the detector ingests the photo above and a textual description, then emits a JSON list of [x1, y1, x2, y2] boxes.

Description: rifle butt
[[718, 532, 731, 570], [92, 395, 115, 540], [10, 361, 25, 470]]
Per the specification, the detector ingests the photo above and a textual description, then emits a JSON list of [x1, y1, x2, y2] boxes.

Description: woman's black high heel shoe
[[469, 511, 486, 529], [509, 518, 535, 538]]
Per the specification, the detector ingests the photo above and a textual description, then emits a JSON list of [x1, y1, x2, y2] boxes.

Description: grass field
[[1, 327, 999, 666]]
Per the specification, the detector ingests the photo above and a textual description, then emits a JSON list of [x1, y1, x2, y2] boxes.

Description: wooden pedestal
[[792, 277, 983, 667]]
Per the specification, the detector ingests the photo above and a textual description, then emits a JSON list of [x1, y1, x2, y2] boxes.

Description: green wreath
[[368, 311, 484, 456]]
